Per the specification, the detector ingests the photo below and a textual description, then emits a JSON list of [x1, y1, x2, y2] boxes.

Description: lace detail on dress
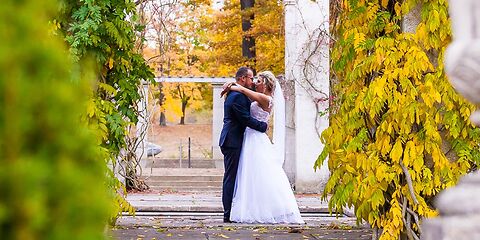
[[250, 97, 272, 122]]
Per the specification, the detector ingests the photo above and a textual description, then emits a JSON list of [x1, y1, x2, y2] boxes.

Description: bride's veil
[[272, 80, 286, 166]]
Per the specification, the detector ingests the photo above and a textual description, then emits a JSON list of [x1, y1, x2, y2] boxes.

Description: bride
[[222, 71, 304, 224]]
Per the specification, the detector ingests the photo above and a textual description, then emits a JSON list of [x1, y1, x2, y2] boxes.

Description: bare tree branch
[[399, 160, 419, 205]]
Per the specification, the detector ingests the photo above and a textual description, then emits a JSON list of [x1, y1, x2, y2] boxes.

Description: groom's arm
[[231, 94, 267, 133]]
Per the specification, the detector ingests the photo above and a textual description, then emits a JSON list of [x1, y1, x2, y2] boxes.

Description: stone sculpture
[[422, 1, 480, 239]]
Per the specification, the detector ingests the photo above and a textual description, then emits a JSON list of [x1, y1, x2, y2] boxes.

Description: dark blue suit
[[219, 91, 267, 221]]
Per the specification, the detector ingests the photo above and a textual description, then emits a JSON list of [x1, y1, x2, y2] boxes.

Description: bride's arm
[[230, 85, 270, 109]]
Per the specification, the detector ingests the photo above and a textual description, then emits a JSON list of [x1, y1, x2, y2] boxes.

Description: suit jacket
[[219, 91, 267, 148]]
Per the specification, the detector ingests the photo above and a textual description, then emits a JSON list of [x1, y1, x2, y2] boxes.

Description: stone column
[[284, 0, 330, 193], [212, 81, 226, 162], [279, 75, 296, 185], [136, 81, 150, 170]]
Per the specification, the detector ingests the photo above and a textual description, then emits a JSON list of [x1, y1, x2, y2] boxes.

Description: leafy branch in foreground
[[319, 1, 480, 239], [56, 0, 155, 220]]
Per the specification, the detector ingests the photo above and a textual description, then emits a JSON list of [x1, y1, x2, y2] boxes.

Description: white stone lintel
[[155, 77, 234, 83]]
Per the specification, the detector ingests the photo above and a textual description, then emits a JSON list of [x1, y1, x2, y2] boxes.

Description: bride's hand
[[220, 82, 235, 97]]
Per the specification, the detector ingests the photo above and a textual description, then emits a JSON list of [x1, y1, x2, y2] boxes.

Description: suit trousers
[[220, 146, 242, 220]]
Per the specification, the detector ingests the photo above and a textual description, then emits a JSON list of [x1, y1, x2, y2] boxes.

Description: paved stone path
[[112, 214, 371, 240], [110, 192, 371, 239]]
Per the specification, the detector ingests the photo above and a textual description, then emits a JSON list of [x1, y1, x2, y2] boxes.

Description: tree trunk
[[180, 99, 187, 125], [157, 82, 167, 126], [159, 112, 166, 126], [241, 0, 256, 70]]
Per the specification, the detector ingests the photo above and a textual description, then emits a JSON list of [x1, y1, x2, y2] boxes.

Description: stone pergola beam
[[155, 77, 234, 83]]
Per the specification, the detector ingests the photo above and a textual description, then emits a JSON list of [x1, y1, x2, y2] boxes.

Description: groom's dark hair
[[235, 66, 251, 81]]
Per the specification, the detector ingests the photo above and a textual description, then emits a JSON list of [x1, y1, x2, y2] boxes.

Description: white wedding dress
[[230, 98, 304, 224]]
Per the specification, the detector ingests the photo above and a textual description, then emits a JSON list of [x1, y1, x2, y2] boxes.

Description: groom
[[219, 66, 268, 223]]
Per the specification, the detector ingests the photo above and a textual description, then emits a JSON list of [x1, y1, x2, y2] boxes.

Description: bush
[[0, 1, 113, 239]]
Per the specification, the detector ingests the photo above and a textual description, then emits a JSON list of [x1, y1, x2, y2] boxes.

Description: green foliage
[[320, 0, 480, 239], [0, 0, 113, 239], [56, 0, 154, 219], [57, 0, 155, 155]]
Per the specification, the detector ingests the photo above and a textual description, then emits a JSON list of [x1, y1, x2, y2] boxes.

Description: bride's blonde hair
[[257, 71, 276, 93]]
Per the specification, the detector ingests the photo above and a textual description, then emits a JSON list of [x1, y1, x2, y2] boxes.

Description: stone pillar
[[279, 76, 296, 185], [212, 81, 227, 161], [136, 81, 150, 169], [284, 0, 330, 193]]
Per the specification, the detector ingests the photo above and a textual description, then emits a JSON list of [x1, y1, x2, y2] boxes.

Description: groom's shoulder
[[227, 91, 247, 101]]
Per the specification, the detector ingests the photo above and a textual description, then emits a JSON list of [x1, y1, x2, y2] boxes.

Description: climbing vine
[[55, 0, 155, 220], [317, 0, 480, 239]]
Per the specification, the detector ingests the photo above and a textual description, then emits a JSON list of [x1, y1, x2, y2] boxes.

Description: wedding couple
[[219, 66, 304, 224]]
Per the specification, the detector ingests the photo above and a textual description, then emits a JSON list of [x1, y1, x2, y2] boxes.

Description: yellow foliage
[[320, 0, 480, 238], [198, 0, 285, 75], [143, 1, 283, 124]]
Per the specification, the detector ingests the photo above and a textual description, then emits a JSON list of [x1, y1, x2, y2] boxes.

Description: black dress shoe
[[223, 218, 232, 223]]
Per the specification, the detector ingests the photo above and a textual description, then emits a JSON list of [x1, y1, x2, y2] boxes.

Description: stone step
[[145, 180, 222, 187], [141, 168, 224, 192], [145, 159, 217, 168], [148, 186, 222, 192], [126, 193, 334, 214], [147, 162, 216, 168], [142, 168, 224, 177], [143, 175, 223, 182]]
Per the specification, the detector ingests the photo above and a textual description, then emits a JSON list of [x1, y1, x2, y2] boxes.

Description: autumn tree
[[138, 1, 180, 126], [198, 0, 285, 75], [141, 0, 213, 125], [141, 0, 283, 125], [241, 0, 256, 68], [0, 0, 112, 237], [162, 82, 207, 124], [319, 1, 480, 239]]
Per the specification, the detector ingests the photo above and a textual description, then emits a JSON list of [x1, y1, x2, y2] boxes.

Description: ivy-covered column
[[136, 81, 150, 168], [283, 0, 297, 188], [284, 0, 330, 193]]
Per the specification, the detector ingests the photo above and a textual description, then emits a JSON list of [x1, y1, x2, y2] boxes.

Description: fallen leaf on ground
[[253, 227, 268, 233], [288, 228, 303, 233]]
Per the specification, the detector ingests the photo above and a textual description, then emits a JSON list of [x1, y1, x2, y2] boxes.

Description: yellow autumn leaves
[[322, 0, 480, 239]]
